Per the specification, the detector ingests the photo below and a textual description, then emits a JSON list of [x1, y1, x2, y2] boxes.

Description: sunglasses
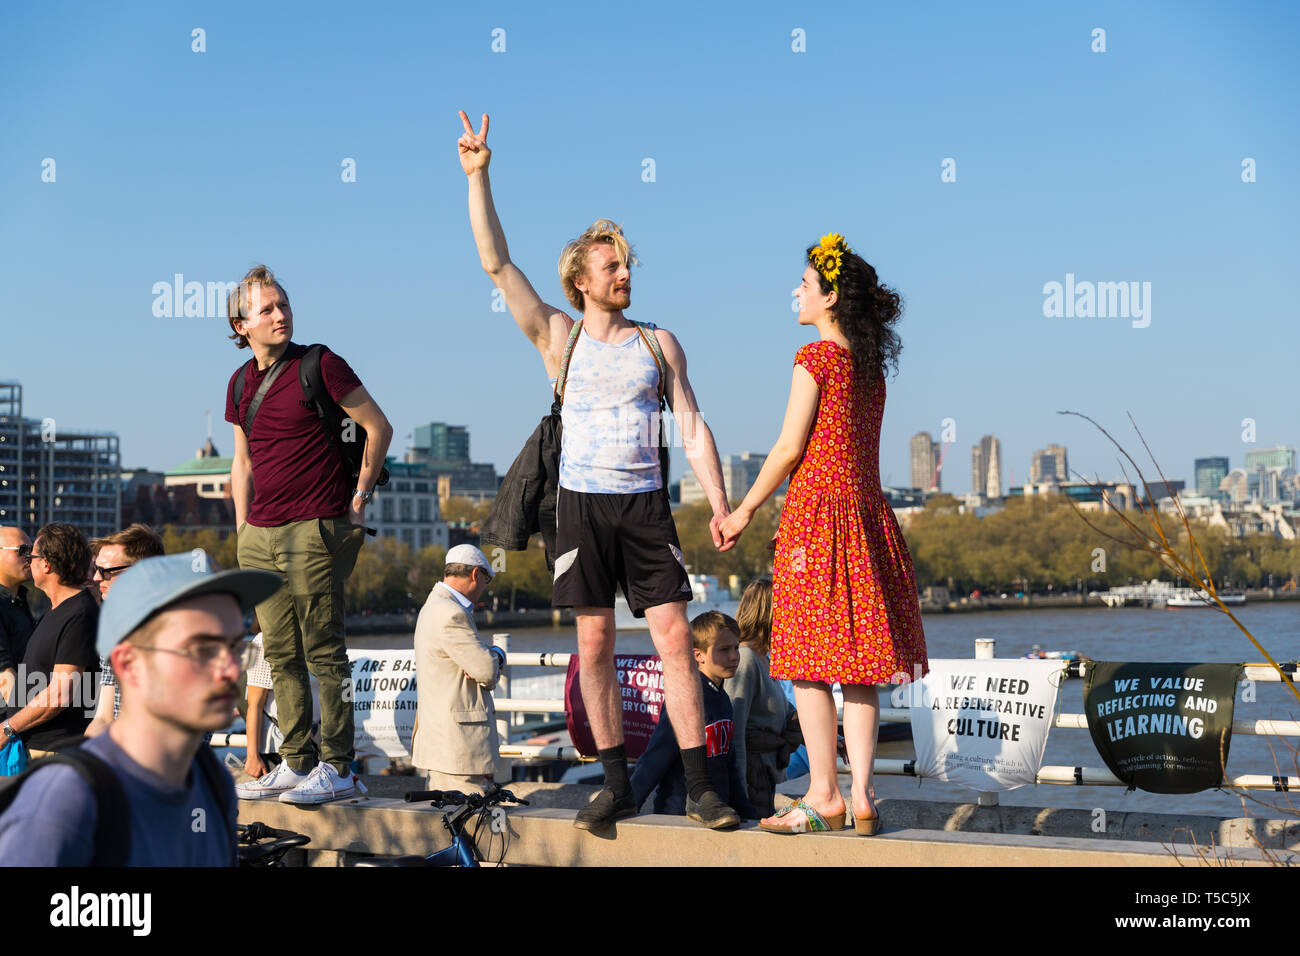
[[92, 563, 132, 580], [0, 545, 32, 560]]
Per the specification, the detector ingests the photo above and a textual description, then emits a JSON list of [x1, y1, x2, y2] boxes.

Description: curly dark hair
[[806, 243, 903, 382]]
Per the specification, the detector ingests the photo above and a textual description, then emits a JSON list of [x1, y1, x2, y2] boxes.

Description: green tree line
[[158, 493, 1299, 612]]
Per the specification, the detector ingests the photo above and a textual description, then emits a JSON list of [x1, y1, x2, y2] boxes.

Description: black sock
[[598, 745, 630, 798], [680, 745, 711, 802]]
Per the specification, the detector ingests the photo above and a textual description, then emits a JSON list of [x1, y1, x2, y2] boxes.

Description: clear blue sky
[[2, 1, 1295, 494]]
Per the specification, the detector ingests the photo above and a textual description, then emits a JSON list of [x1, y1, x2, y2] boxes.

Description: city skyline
[[3, 3, 1295, 500], [9, 367, 1297, 504]]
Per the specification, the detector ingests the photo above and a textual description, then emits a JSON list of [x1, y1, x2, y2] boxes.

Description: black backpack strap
[[0, 749, 130, 866], [193, 743, 237, 861], [243, 358, 289, 435], [298, 343, 337, 433], [300, 343, 389, 488], [234, 362, 249, 424]]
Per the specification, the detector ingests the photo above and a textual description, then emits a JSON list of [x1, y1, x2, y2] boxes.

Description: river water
[[351, 600, 1300, 820]]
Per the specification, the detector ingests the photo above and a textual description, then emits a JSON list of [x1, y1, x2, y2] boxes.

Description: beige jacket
[[411, 582, 501, 775]]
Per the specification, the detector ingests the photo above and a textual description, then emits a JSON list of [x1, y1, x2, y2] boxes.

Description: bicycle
[[237, 822, 311, 867], [352, 788, 529, 867]]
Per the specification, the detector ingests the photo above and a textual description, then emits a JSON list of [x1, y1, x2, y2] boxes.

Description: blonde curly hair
[[557, 219, 638, 311]]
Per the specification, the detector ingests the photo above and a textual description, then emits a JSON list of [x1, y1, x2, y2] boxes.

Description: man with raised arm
[[457, 110, 739, 831]]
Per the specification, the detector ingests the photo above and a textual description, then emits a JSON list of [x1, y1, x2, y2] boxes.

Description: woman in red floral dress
[[719, 234, 928, 836]]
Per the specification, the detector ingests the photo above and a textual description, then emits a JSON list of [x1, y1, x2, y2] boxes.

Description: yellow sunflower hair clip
[[809, 232, 852, 291]]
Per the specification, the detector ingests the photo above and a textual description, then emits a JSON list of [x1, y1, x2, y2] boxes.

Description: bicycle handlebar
[[237, 822, 311, 866], [238, 822, 311, 844], [403, 788, 530, 807]]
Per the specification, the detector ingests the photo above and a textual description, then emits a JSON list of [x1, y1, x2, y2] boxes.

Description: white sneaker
[[278, 763, 366, 805], [235, 762, 309, 800]]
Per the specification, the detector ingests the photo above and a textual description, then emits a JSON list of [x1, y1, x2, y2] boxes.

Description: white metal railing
[[486, 634, 1300, 795], [215, 634, 1300, 794]]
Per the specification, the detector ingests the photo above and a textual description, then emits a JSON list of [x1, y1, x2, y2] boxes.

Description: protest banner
[[565, 654, 664, 758], [1084, 661, 1242, 793], [909, 658, 1065, 791], [347, 648, 418, 759]]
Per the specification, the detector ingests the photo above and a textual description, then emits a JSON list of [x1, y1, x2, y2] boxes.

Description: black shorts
[[551, 486, 692, 617]]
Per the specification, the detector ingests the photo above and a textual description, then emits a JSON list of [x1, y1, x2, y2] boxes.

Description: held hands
[[457, 110, 491, 175], [716, 506, 753, 551]]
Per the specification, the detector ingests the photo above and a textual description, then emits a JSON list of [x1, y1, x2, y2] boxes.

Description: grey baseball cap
[[96, 552, 282, 658]]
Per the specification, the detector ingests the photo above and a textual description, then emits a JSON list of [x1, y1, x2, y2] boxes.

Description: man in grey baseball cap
[[0, 552, 279, 866]]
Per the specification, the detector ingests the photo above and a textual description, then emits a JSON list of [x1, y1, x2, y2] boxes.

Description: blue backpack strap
[[551, 320, 584, 412], [0, 748, 130, 866]]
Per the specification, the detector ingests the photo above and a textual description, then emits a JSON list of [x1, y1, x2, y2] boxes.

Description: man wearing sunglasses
[[0, 552, 280, 865], [0, 527, 37, 707], [2, 523, 99, 757], [84, 524, 166, 737]]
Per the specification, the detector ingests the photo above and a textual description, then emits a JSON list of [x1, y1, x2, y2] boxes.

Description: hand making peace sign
[[457, 110, 491, 175]]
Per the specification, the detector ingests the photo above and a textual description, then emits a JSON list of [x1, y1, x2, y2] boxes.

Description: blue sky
[[2, 1, 1295, 495]]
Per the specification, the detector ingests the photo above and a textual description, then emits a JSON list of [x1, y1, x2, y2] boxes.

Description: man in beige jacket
[[411, 545, 504, 794]]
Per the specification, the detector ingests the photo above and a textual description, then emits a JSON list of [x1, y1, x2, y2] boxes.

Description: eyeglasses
[[1, 545, 32, 560], [133, 637, 248, 670], [92, 563, 132, 580]]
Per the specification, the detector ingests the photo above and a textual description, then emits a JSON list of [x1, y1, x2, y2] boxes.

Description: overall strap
[[633, 321, 667, 409]]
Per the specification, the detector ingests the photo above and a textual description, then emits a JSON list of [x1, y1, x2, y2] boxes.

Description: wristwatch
[[353, 488, 373, 504], [2, 720, 17, 741]]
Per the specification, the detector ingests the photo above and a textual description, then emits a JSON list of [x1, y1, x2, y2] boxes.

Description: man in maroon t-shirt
[[224, 265, 393, 805]]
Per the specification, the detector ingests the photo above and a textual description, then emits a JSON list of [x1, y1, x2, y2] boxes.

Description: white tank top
[[549, 322, 663, 493]]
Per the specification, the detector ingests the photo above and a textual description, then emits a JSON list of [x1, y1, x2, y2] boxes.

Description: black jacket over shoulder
[[480, 403, 563, 570]]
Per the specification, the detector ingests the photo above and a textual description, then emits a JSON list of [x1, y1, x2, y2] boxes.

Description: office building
[[679, 452, 788, 507], [1142, 479, 1185, 502], [0, 382, 121, 537], [1194, 457, 1229, 497], [372, 459, 450, 551], [910, 433, 939, 492], [405, 421, 498, 504], [1244, 446, 1297, 474], [972, 435, 1002, 499], [1030, 444, 1068, 484]]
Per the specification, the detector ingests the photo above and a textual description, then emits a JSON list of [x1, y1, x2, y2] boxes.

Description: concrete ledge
[[236, 779, 1287, 867]]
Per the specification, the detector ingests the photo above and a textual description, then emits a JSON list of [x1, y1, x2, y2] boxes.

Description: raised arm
[[458, 110, 573, 377]]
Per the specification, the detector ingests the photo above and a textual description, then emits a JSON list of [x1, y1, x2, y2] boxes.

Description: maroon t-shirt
[[225, 343, 364, 527]]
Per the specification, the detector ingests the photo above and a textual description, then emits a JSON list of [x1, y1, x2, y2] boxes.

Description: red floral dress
[[769, 340, 929, 686]]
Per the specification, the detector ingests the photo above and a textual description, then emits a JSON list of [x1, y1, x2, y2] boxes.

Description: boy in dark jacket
[[629, 612, 758, 824]]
